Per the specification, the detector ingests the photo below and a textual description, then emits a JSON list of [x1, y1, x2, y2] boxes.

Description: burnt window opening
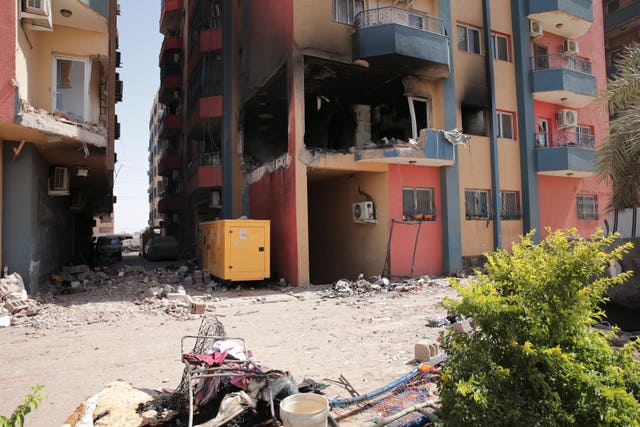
[[304, 97, 357, 151], [461, 105, 489, 137], [242, 69, 288, 168], [408, 97, 430, 140]]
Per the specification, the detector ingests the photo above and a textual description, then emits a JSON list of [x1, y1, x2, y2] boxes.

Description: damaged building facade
[[0, 0, 120, 293], [154, 0, 609, 285]]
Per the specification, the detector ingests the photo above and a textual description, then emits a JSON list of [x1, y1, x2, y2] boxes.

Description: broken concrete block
[[97, 272, 110, 280], [147, 287, 164, 298], [0, 281, 26, 300], [415, 339, 440, 363], [0, 307, 10, 327], [4, 298, 30, 314], [166, 293, 189, 301], [451, 319, 474, 334], [182, 276, 194, 286], [76, 272, 89, 281], [202, 269, 211, 284], [193, 270, 203, 283], [191, 302, 206, 315], [69, 264, 90, 275]]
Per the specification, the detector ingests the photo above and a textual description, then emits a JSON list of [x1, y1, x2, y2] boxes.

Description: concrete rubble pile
[[320, 275, 449, 298], [11, 264, 220, 329], [0, 273, 42, 327]]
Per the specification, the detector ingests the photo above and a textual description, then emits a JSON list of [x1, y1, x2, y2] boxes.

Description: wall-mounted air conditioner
[[48, 166, 70, 196], [353, 201, 376, 223], [562, 40, 579, 56], [529, 20, 543, 39], [557, 109, 578, 128], [21, 0, 53, 31]]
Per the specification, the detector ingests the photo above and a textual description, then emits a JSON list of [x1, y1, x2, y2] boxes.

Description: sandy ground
[[0, 257, 456, 426]]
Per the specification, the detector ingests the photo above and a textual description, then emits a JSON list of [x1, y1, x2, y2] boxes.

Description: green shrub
[[0, 385, 44, 427], [438, 229, 640, 426]]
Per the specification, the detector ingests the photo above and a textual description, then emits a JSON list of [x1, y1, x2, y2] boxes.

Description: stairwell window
[[491, 33, 510, 62], [465, 189, 490, 220], [457, 24, 481, 54], [577, 195, 599, 220], [500, 191, 521, 220], [332, 0, 364, 24], [403, 187, 436, 221], [497, 111, 514, 140]]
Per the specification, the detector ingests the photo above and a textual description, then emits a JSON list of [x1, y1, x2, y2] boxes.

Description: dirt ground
[[0, 256, 457, 426]]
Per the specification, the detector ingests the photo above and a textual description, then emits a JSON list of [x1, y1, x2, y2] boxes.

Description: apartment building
[[0, 0, 120, 292], [603, 0, 640, 75], [155, 0, 608, 285], [148, 92, 165, 229]]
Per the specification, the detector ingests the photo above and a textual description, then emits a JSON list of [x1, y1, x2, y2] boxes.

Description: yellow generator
[[200, 219, 270, 282]]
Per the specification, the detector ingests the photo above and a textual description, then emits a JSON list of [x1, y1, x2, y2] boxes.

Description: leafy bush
[[0, 385, 44, 427], [438, 230, 640, 426]]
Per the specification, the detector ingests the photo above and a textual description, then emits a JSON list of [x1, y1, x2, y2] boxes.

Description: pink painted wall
[[388, 165, 443, 277], [0, 0, 16, 125], [536, 0, 610, 237]]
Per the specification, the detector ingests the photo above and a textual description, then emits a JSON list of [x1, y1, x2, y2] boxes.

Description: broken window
[[461, 105, 488, 137], [332, 0, 364, 24], [500, 191, 521, 220], [53, 57, 90, 121], [465, 189, 490, 220], [403, 188, 436, 221], [407, 97, 430, 140], [577, 195, 598, 220], [304, 97, 357, 150], [497, 111, 514, 140]]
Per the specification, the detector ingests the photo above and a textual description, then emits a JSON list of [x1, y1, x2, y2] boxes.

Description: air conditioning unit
[[529, 20, 543, 38], [562, 39, 579, 55], [556, 109, 578, 128], [208, 190, 221, 208], [353, 201, 375, 223], [21, 0, 53, 31], [23, 0, 49, 16], [48, 167, 70, 196]]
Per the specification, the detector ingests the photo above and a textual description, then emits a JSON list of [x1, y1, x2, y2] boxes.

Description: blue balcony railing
[[354, 7, 445, 35]]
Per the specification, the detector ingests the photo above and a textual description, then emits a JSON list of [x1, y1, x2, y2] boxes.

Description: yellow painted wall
[[15, 25, 107, 122], [307, 170, 389, 284]]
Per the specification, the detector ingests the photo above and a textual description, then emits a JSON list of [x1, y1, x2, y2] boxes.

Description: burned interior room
[[241, 68, 288, 169], [304, 56, 430, 151]]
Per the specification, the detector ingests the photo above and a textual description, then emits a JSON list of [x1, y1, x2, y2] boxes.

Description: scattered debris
[[0, 272, 42, 326], [319, 275, 448, 299]]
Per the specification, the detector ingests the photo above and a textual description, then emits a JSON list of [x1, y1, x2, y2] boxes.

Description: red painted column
[[0, 0, 16, 125]]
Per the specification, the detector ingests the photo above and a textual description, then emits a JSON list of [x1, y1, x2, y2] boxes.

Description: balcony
[[158, 155, 182, 176], [531, 54, 597, 108], [528, 0, 593, 38], [354, 129, 455, 167], [159, 114, 182, 139], [160, 0, 183, 35], [535, 130, 597, 177], [187, 152, 223, 194], [605, 1, 640, 31], [351, 7, 450, 79], [159, 74, 182, 104], [160, 36, 182, 65], [158, 195, 181, 213]]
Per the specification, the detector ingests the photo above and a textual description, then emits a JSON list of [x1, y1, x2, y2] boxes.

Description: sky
[[113, 0, 162, 233]]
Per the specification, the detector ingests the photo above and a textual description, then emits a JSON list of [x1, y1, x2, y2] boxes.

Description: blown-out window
[[497, 111, 514, 140], [333, 0, 364, 24]]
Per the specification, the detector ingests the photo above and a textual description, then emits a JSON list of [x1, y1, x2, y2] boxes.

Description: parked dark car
[[94, 234, 132, 263], [145, 236, 180, 261]]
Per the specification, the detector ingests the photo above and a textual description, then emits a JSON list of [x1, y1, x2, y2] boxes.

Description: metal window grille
[[577, 195, 598, 220], [403, 188, 435, 221], [500, 191, 521, 220], [465, 190, 490, 219]]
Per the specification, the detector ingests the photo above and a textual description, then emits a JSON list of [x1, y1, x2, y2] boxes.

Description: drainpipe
[[439, 0, 462, 273], [222, 0, 233, 219], [482, 0, 501, 250], [511, 0, 540, 240]]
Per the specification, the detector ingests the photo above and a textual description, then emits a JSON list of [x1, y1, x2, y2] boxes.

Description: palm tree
[[597, 43, 640, 209]]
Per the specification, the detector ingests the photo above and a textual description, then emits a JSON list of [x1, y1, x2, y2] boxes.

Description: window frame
[[577, 195, 599, 220], [500, 190, 521, 220], [465, 189, 491, 220], [497, 111, 515, 140], [491, 33, 511, 62], [457, 24, 482, 55], [402, 187, 436, 221], [51, 55, 92, 121], [332, 0, 364, 25], [407, 96, 431, 140]]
